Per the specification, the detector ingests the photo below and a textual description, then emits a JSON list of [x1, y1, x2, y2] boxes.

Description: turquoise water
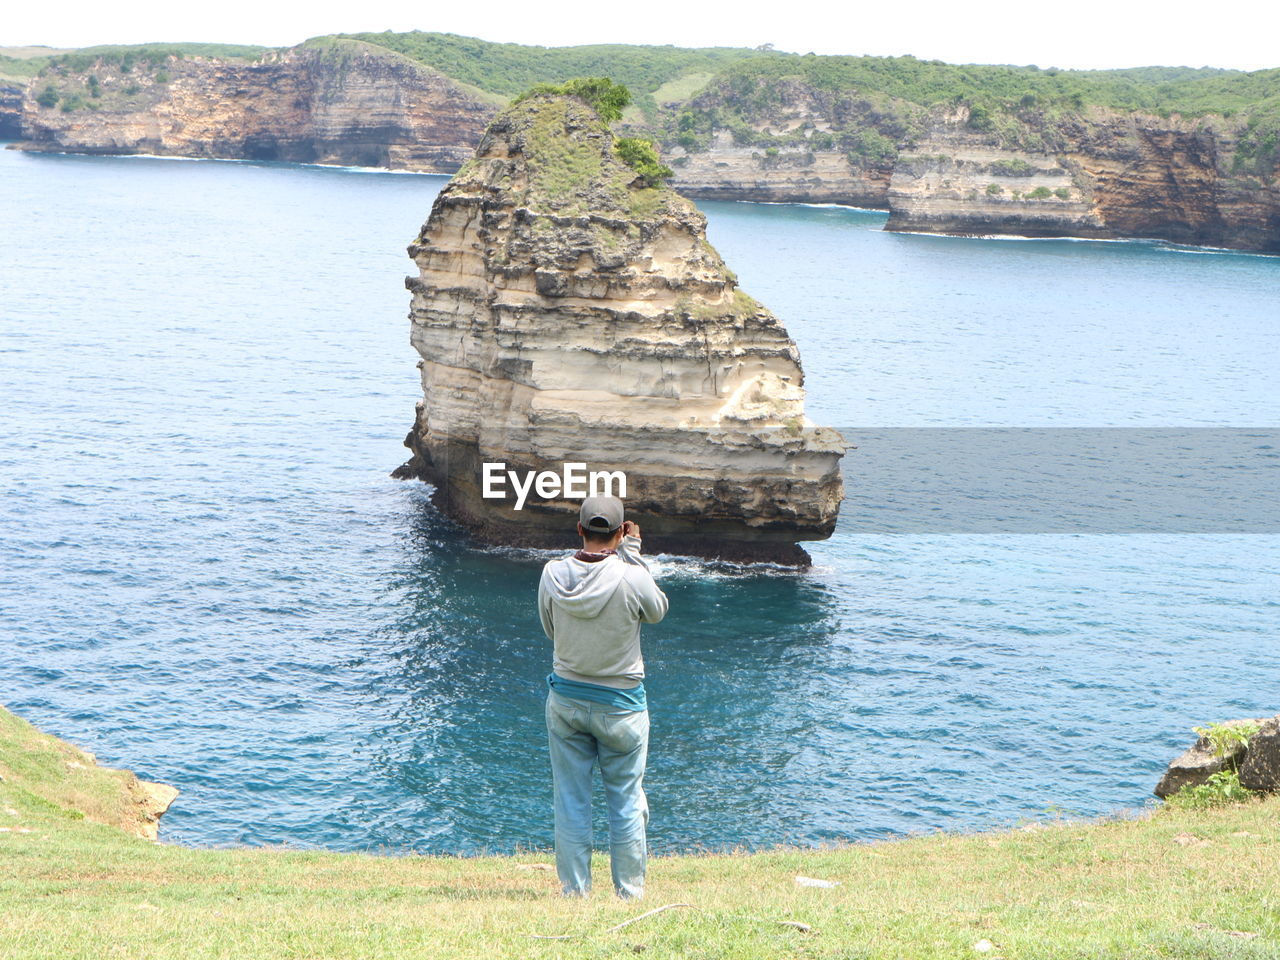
[[1, 147, 1277, 854]]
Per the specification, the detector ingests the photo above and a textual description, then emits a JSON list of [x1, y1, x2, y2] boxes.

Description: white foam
[[475, 541, 821, 578], [43, 150, 450, 178], [732, 198, 886, 215], [892, 229, 1278, 257]]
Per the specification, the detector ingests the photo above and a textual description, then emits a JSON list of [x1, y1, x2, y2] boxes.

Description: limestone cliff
[[16, 41, 497, 171], [14, 41, 1279, 252], [393, 94, 845, 564], [882, 106, 1280, 250], [669, 131, 890, 207], [0, 82, 22, 139], [668, 80, 1279, 253]]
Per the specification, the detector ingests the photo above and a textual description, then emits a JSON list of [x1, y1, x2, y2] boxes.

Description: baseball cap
[[579, 495, 624, 534]]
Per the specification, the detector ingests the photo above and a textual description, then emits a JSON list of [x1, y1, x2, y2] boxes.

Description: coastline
[[2, 701, 1277, 958], [5, 142, 1274, 258]]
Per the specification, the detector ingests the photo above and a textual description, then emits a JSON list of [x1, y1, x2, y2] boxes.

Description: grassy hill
[[2, 702, 1279, 959], [325, 31, 776, 119]]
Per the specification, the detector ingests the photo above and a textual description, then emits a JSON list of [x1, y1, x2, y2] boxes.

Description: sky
[[5, 0, 1279, 72]]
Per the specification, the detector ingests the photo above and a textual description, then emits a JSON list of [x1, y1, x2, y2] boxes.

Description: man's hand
[[622, 520, 642, 540]]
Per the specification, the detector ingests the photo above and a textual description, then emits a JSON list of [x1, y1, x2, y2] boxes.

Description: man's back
[[538, 533, 668, 688]]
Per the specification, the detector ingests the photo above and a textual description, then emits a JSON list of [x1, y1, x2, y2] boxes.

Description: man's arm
[[631, 568, 669, 624], [615, 533, 651, 569], [616, 523, 668, 623], [537, 565, 555, 641]]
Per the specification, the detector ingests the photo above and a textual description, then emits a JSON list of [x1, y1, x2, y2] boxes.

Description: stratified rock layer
[[394, 95, 845, 563], [17, 42, 495, 171], [14, 49, 1279, 252]]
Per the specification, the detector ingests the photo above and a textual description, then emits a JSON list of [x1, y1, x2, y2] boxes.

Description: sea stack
[[394, 92, 845, 564]]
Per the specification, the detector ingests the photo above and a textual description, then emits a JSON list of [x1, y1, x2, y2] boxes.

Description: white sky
[[5, 0, 1278, 72]]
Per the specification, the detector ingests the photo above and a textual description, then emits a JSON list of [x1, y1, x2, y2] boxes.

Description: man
[[537, 494, 669, 899]]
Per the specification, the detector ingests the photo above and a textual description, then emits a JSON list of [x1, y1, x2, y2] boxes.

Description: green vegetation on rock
[[614, 136, 674, 186], [1165, 770, 1259, 810], [990, 157, 1034, 176], [515, 75, 631, 123], [0, 54, 52, 81], [500, 85, 677, 218], [519, 98, 609, 209]]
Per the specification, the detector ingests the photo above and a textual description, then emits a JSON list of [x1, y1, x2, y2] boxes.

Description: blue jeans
[[545, 689, 650, 899]]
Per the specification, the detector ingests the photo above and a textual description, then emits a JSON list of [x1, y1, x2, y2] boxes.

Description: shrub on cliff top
[[515, 76, 631, 124], [614, 136, 673, 187]]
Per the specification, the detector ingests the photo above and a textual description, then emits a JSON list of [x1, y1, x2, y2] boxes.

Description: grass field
[[2, 702, 1277, 959]]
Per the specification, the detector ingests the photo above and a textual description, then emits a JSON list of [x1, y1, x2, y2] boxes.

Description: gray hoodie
[[538, 534, 669, 689]]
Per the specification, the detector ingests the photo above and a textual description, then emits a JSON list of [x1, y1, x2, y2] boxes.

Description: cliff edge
[[393, 93, 845, 564], [0, 704, 178, 842]]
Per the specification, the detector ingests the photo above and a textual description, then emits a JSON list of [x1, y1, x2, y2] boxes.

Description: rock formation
[[1154, 715, 1280, 799], [1239, 717, 1280, 794], [393, 93, 845, 564], [0, 82, 22, 139], [668, 76, 1280, 253], [882, 108, 1280, 251], [669, 131, 891, 208], [15, 41, 497, 171]]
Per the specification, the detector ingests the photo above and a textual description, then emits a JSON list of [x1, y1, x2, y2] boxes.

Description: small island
[[392, 80, 845, 564]]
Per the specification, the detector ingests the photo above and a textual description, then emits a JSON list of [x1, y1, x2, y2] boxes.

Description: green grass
[[46, 42, 269, 73], [2, 702, 1279, 959], [651, 72, 717, 107], [521, 98, 611, 208], [0, 54, 51, 81]]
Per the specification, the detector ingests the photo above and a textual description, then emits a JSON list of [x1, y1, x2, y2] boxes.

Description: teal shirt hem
[[547, 672, 647, 712]]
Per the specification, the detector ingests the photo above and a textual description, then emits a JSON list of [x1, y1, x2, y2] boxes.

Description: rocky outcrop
[[0, 704, 180, 841], [669, 131, 889, 207], [15, 41, 497, 171], [669, 79, 1279, 252], [885, 108, 1280, 251], [1154, 716, 1279, 799], [0, 82, 22, 139], [1239, 717, 1280, 794], [393, 94, 845, 564], [884, 134, 1106, 239]]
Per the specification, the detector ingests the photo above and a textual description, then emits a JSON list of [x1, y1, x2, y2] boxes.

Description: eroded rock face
[[395, 95, 845, 564], [17, 43, 496, 171], [1239, 717, 1280, 794], [0, 82, 23, 139], [670, 132, 890, 207], [882, 108, 1279, 252]]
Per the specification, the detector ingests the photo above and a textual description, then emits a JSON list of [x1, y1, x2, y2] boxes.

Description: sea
[[1, 146, 1276, 854]]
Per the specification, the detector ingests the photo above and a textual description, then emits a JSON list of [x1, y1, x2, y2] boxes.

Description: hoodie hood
[[541, 555, 627, 619]]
